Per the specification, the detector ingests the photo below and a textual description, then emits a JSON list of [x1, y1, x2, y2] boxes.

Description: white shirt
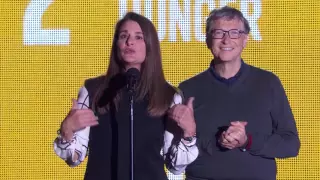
[[53, 86, 199, 175]]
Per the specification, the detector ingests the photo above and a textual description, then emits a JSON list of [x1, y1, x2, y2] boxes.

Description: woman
[[53, 12, 198, 180]]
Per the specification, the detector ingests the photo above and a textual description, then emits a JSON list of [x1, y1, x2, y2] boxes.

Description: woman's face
[[117, 20, 146, 70]]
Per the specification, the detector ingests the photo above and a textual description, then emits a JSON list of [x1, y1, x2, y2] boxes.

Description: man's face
[[208, 18, 248, 63]]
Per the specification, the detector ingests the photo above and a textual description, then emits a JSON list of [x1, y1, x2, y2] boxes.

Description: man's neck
[[213, 59, 242, 79]]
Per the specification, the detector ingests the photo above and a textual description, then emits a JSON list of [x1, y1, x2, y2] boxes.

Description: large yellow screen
[[1, 0, 319, 179]]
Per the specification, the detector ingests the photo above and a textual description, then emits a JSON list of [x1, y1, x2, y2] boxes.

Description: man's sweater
[[180, 61, 300, 180]]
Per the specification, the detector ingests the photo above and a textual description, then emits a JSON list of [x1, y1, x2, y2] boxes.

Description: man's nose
[[221, 32, 231, 43]]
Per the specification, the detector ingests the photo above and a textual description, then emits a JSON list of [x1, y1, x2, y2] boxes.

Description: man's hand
[[219, 121, 248, 149]]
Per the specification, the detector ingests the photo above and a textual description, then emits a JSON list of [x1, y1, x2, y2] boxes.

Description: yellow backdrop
[[1, 0, 319, 179]]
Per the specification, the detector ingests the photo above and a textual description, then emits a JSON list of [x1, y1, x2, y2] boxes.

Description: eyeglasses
[[211, 29, 245, 39]]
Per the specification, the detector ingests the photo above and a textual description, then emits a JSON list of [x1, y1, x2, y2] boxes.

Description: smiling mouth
[[221, 47, 233, 51]]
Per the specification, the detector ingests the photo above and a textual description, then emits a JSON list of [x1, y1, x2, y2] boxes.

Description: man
[[168, 6, 300, 180]]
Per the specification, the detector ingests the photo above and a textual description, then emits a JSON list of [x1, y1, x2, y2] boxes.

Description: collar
[[209, 59, 245, 85]]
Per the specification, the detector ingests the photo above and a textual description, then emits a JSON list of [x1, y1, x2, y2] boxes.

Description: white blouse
[[53, 86, 199, 175]]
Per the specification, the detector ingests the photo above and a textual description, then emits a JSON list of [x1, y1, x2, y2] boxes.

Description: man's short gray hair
[[206, 6, 251, 36]]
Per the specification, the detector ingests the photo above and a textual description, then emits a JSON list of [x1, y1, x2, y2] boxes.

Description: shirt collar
[[209, 59, 244, 85]]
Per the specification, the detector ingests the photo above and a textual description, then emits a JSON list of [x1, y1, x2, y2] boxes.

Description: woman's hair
[[92, 12, 176, 117]]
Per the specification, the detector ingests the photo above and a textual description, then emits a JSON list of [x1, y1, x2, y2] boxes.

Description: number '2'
[[23, 0, 70, 45]]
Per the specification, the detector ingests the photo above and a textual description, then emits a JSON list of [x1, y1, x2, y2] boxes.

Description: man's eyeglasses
[[211, 29, 246, 39]]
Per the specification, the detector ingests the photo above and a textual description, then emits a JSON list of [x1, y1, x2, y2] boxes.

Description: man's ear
[[242, 34, 249, 48], [206, 35, 212, 49]]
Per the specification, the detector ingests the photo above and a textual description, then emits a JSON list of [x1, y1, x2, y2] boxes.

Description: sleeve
[[53, 86, 91, 167], [247, 76, 300, 158], [163, 93, 199, 175]]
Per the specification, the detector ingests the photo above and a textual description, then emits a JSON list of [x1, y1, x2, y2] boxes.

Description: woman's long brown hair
[[92, 12, 176, 117]]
